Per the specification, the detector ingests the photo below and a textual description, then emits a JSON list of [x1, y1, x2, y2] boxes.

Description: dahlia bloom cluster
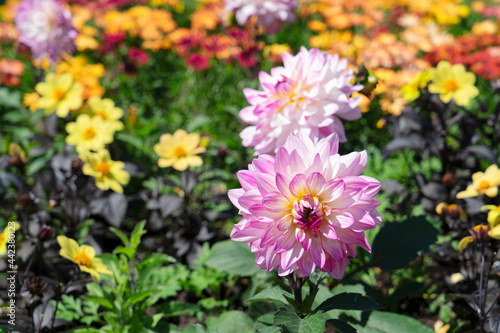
[[15, 0, 77, 63], [223, 0, 297, 34], [229, 133, 381, 278], [239, 47, 363, 155]]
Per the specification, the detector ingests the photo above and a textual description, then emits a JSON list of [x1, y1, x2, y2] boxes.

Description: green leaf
[[206, 311, 256, 333], [245, 287, 294, 304], [124, 289, 158, 307], [351, 311, 434, 333], [157, 301, 199, 317], [370, 216, 439, 270], [314, 293, 381, 313], [83, 295, 115, 310], [130, 220, 147, 251], [138, 253, 176, 271], [274, 304, 325, 333], [110, 227, 129, 246], [0, 88, 21, 108], [204, 240, 261, 276], [326, 319, 357, 333], [116, 132, 144, 151], [183, 325, 208, 333]]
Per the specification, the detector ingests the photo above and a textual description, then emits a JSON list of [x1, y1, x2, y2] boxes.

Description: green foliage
[[204, 240, 262, 276], [370, 216, 439, 270]]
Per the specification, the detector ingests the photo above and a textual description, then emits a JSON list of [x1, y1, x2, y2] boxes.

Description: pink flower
[[15, 0, 77, 63], [239, 47, 363, 155], [228, 132, 381, 278], [223, 0, 297, 34]]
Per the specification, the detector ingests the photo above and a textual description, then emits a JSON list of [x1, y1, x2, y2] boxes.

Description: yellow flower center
[[82, 127, 97, 140], [477, 180, 491, 192], [0, 233, 5, 245], [173, 146, 187, 158], [74, 251, 92, 268], [95, 161, 110, 176], [52, 88, 67, 102], [443, 79, 460, 92], [96, 111, 107, 120]]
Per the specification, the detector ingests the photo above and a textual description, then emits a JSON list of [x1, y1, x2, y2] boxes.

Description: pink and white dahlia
[[15, 0, 77, 63], [229, 132, 381, 278], [223, 0, 297, 35], [240, 47, 363, 155]]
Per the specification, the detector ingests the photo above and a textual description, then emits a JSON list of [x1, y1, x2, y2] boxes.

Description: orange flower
[[0, 59, 24, 86]]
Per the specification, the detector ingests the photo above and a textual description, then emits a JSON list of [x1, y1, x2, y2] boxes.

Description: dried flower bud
[[71, 158, 84, 174], [27, 276, 46, 297], [37, 224, 54, 241], [442, 172, 456, 187]]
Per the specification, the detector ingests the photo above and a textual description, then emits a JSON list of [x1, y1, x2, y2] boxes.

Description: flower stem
[[287, 274, 303, 310]]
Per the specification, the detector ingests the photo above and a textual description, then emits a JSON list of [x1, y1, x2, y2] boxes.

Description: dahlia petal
[[228, 188, 245, 211], [304, 153, 324, 176], [330, 188, 363, 208], [254, 173, 277, 196], [320, 179, 344, 202], [327, 210, 355, 228], [289, 173, 308, 197], [260, 222, 283, 248], [336, 229, 371, 252], [263, 191, 291, 212], [276, 215, 293, 231], [328, 259, 347, 279], [237, 171, 257, 191], [275, 146, 290, 174], [276, 172, 294, 200], [287, 150, 306, 175], [309, 239, 326, 268], [297, 251, 316, 277], [307, 172, 326, 196], [321, 237, 344, 262], [281, 243, 304, 269], [274, 228, 297, 253], [319, 223, 338, 239]]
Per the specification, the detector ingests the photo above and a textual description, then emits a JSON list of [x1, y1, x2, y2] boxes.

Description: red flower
[[185, 53, 210, 71], [127, 47, 150, 66]]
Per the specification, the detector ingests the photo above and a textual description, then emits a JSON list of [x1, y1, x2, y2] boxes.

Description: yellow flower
[[154, 129, 206, 171], [428, 61, 479, 106], [35, 73, 84, 117], [456, 165, 500, 199], [23, 92, 40, 112], [0, 222, 19, 255], [57, 236, 112, 282], [80, 149, 130, 193], [86, 97, 124, 132], [481, 205, 500, 229], [400, 70, 430, 102], [66, 114, 114, 152]]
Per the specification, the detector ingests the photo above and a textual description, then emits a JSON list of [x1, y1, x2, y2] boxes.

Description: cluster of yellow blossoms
[[401, 60, 479, 106], [24, 57, 130, 194], [451, 165, 500, 252], [299, 0, 476, 116]]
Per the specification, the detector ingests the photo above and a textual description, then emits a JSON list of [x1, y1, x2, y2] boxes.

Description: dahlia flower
[[229, 132, 381, 278], [223, 0, 297, 34], [15, 0, 77, 63], [239, 47, 363, 155]]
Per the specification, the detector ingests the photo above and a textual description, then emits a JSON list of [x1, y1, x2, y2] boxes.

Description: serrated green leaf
[[204, 240, 260, 276], [315, 293, 381, 313], [206, 311, 256, 333], [138, 253, 176, 271], [274, 305, 325, 333], [245, 287, 293, 304], [83, 295, 115, 310], [124, 289, 158, 307]]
